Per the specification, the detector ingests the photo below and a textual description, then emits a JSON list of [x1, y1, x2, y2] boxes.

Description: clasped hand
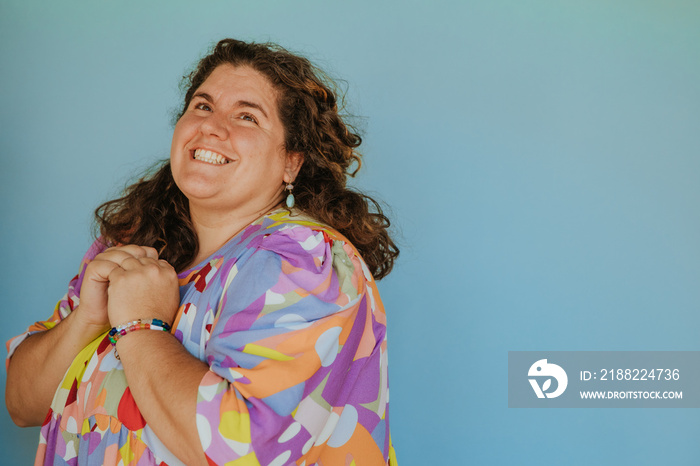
[[77, 244, 180, 332]]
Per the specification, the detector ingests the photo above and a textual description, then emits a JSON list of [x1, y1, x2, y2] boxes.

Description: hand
[[75, 245, 160, 332], [106, 247, 180, 327]]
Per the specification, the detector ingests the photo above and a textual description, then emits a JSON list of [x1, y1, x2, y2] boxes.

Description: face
[[170, 64, 302, 217]]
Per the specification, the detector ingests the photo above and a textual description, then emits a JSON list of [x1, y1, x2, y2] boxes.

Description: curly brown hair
[[96, 39, 399, 279]]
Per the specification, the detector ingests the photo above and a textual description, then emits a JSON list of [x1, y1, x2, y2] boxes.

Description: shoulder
[[249, 210, 367, 270], [249, 210, 375, 297], [254, 209, 336, 238], [208, 210, 375, 305]]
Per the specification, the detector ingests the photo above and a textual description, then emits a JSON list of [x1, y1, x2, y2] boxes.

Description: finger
[[106, 264, 126, 281], [104, 245, 146, 257], [95, 250, 139, 268], [143, 257, 175, 273], [142, 246, 159, 260], [104, 244, 156, 260], [86, 259, 123, 283], [158, 258, 175, 269], [120, 256, 171, 272], [118, 256, 157, 271], [98, 245, 156, 267]]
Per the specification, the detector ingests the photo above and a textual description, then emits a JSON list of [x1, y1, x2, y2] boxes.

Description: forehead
[[196, 64, 279, 112]]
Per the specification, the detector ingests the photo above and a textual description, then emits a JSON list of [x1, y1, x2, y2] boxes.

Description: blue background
[[1, 1, 699, 464]]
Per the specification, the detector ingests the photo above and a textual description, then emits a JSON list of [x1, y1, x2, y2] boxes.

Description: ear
[[283, 152, 304, 183]]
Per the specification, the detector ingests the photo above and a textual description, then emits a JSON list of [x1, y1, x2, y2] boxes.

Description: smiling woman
[[6, 39, 399, 466], [170, 65, 302, 235]]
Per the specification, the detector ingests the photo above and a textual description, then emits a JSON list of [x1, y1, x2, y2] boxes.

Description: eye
[[194, 102, 212, 112], [239, 113, 259, 124]]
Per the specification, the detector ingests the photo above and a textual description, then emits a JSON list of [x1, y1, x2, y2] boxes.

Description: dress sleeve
[[5, 238, 109, 362], [197, 225, 390, 465]]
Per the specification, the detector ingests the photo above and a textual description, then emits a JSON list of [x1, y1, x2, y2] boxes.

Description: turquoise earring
[[285, 183, 295, 208]]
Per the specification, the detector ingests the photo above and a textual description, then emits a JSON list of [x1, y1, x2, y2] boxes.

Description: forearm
[[115, 330, 210, 466], [5, 309, 107, 426]]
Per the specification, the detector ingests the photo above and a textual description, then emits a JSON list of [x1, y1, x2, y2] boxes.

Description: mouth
[[192, 148, 231, 165]]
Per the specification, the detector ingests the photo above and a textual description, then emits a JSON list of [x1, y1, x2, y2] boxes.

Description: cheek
[[171, 117, 197, 149], [169, 122, 190, 178], [229, 126, 263, 150], [170, 124, 183, 154]]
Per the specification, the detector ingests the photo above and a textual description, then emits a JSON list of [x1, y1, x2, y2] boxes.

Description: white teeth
[[193, 149, 230, 165]]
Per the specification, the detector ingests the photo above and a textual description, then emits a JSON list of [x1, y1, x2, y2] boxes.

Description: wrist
[[108, 318, 173, 359], [108, 305, 178, 331], [69, 307, 111, 340]]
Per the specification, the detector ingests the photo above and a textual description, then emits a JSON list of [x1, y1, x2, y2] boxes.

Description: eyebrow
[[192, 92, 269, 119]]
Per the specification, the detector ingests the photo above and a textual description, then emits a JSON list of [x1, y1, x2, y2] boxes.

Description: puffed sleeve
[[5, 239, 108, 363], [196, 225, 391, 465]]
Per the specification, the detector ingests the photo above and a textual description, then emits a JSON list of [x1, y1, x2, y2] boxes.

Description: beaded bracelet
[[108, 318, 172, 359]]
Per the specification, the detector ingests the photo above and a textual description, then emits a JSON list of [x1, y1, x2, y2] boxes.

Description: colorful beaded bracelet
[[108, 318, 172, 347]]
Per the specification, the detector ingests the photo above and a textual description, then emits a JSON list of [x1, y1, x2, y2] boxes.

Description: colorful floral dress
[[7, 209, 396, 465]]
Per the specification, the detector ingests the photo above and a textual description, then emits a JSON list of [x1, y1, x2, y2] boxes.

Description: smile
[[193, 149, 230, 165]]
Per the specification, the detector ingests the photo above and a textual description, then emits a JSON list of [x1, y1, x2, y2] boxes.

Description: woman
[[6, 38, 398, 465]]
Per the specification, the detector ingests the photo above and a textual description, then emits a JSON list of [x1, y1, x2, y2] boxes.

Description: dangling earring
[[285, 183, 295, 208]]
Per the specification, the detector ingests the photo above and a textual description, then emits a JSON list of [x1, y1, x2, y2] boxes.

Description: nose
[[199, 112, 229, 140]]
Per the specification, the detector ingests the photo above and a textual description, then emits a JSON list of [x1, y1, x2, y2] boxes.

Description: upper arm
[[196, 226, 389, 465]]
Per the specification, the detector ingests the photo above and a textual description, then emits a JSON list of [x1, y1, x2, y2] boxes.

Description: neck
[[187, 198, 283, 268]]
